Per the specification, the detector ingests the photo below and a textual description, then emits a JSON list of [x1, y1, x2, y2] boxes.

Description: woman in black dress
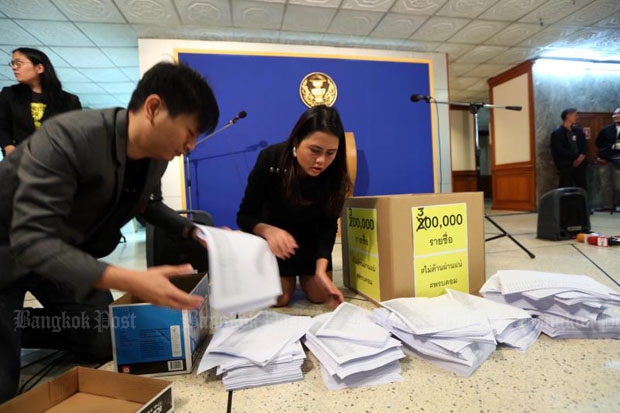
[[0, 47, 81, 157], [238, 105, 352, 308]]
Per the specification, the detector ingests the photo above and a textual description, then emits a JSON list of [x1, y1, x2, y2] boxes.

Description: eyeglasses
[[8, 60, 32, 69]]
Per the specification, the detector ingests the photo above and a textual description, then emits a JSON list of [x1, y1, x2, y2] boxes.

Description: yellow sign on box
[[345, 207, 380, 301], [412, 203, 469, 297]]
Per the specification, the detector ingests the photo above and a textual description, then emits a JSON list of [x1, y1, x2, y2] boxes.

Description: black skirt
[[277, 238, 333, 277]]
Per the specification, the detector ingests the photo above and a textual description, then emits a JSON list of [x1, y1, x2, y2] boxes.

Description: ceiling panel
[[341, 0, 397, 13], [0, 18, 44, 46], [15, 20, 94, 47], [114, 0, 181, 25], [479, 0, 547, 21], [518, 0, 594, 25], [76, 23, 138, 47], [410, 16, 470, 41], [370, 13, 427, 39], [328, 10, 384, 36], [50, 0, 125, 23], [281, 5, 337, 33], [391, 0, 447, 16], [232, 0, 285, 30], [288, 0, 342, 8], [52, 46, 115, 68], [100, 47, 140, 67], [175, 0, 232, 26], [448, 20, 509, 44], [483, 23, 543, 47], [436, 0, 498, 18], [454, 45, 508, 64], [558, 0, 620, 27], [0, 0, 66, 20]]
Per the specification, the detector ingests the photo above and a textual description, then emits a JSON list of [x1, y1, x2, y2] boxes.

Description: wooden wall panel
[[492, 162, 536, 211], [452, 170, 478, 192]]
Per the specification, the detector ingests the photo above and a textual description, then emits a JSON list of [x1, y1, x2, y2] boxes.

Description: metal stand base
[[485, 214, 536, 259]]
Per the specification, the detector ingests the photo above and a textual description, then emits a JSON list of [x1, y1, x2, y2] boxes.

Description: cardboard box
[[0, 367, 172, 413], [110, 272, 209, 376], [342, 192, 485, 303]]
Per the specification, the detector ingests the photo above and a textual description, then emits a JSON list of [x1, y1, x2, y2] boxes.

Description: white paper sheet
[[195, 225, 282, 314]]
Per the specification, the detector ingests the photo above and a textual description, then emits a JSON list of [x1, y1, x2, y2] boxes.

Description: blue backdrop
[[179, 51, 434, 228]]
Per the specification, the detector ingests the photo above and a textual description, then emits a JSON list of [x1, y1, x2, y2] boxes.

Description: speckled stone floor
[[18, 209, 620, 412]]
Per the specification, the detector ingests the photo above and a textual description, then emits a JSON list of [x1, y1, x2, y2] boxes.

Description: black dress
[[237, 142, 338, 277]]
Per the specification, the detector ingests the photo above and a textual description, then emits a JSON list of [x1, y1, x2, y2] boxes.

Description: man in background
[[595, 107, 620, 162], [550, 108, 587, 189]]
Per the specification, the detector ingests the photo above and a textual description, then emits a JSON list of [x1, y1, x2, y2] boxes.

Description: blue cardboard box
[[110, 272, 209, 376]]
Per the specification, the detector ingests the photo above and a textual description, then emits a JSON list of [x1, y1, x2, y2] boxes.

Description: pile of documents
[[374, 295, 496, 377], [303, 303, 405, 390], [480, 270, 620, 339], [446, 289, 542, 351], [197, 311, 314, 390], [195, 225, 282, 314]]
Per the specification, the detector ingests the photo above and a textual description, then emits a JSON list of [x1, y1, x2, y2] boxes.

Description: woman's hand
[[315, 271, 344, 309], [256, 224, 299, 259]]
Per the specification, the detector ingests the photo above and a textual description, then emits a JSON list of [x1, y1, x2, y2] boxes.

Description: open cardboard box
[[0, 366, 172, 413]]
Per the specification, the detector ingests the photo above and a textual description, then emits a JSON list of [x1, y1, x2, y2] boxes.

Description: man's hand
[[573, 154, 586, 167], [3, 145, 16, 156], [96, 264, 203, 310]]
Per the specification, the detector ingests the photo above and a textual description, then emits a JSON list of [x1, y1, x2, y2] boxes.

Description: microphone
[[229, 110, 247, 124], [505, 106, 522, 111], [193, 110, 247, 148], [411, 94, 431, 103]]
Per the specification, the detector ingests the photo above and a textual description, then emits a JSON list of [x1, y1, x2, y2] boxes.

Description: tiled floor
[[17, 210, 620, 412]]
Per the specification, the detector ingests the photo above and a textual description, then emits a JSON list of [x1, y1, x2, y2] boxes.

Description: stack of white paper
[[480, 270, 620, 339], [195, 225, 282, 314], [303, 303, 405, 390], [197, 311, 314, 390], [446, 289, 542, 351], [374, 296, 496, 377]]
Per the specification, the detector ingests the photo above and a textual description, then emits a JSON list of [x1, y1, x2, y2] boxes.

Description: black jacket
[[237, 142, 338, 276], [595, 123, 620, 161], [550, 125, 586, 170], [0, 83, 81, 151]]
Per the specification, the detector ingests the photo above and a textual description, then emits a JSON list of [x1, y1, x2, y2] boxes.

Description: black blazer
[[0, 83, 81, 151], [550, 125, 586, 170], [237, 142, 338, 276], [0, 108, 193, 300], [595, 123, 620, 161]]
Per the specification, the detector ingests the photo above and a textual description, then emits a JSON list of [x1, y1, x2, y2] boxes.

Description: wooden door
[[577, 112, 613, 162]]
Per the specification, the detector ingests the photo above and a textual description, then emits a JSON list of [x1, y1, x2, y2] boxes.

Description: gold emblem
[[299, 72, 337, 108]]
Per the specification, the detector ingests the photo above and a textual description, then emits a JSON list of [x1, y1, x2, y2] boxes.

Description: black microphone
[[411, 94, 431, 103], [229, 110, 247, 124]]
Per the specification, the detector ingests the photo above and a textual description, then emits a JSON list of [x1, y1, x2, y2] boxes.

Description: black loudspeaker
[[537, 187, 590, 240], [146, 210, 213, 272]]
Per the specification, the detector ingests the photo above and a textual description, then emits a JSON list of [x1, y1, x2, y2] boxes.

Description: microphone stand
[[185, 115, 245, 210], [417, 97, 535, 259]]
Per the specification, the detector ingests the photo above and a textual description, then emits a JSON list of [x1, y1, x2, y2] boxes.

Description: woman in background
[[238, 105, 351, 308], [0, 47, 81, 157]]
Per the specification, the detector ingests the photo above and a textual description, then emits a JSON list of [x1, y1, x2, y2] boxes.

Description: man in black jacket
[[550, 108, 587, 189], [595, 108, 620, 162], [0, 62, 219, 403]]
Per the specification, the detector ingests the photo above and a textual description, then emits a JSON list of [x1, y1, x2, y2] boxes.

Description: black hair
[[279, 105, 352, 216], [561, 108, 577, 121], [12, 47, 63, 104], [128, 62, 219, 135]]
